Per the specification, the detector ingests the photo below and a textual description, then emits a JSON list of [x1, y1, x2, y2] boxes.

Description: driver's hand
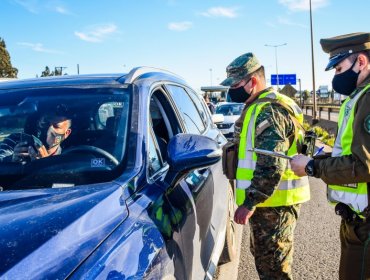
[[28, 145, 49, 160], [12, 141, 32, 162], [13, 142, 49, 162]]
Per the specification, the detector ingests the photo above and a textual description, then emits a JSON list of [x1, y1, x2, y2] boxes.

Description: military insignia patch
[[365, 115, 370, 134]]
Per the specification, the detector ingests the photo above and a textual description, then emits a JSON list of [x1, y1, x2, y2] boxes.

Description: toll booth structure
[[200, 86, 230, 104]]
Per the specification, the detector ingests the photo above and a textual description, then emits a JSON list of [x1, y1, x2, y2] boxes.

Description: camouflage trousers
[[249, 204, 301, 280]]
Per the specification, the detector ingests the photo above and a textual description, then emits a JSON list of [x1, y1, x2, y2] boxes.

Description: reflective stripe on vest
[[236, 91, 310, 207], [328, 84, 370, 214]]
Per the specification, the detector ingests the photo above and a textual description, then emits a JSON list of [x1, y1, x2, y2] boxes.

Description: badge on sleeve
[[365, 115, 370, 134]]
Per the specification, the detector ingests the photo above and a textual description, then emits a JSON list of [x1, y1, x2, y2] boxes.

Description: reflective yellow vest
[[236, 91, 310, 207], [328, 84, 370, 215]]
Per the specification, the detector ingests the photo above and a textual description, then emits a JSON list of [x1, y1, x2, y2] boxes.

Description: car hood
[[222, 115, 240, 124], [0, 183, 129, 279]]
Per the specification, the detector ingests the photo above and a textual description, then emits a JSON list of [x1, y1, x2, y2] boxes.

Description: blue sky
[[1, 0, 369, 92]]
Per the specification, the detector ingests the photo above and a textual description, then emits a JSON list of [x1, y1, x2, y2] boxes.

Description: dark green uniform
[[311, 32, 370, 279]]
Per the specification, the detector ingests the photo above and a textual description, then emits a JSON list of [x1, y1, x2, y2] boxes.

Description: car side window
[[166, 85, 206, 134], [148, 88, 182, 177], [148, 130, 163, 175], [186, 88, 209, 127]]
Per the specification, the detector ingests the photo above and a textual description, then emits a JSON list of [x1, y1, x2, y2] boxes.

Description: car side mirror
[[164, 133, 222, 186], [212, 114, 224, 124]]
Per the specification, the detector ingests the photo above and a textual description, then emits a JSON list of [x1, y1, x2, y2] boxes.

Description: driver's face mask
[[36, 117, 66, 150]]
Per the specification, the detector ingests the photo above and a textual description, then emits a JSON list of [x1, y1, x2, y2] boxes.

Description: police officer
[[291, 32, 370, 279], [221, 52, 310, 279]]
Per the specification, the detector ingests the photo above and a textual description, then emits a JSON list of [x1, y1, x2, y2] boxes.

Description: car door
[[147, 87, 195, 280], [148, 85, 208, 278], [165, 84, 227, 279], [184, 88, 230, 265]]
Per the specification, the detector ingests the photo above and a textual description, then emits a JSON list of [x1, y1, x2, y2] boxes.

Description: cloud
[[277, 16, 308, 28], [74, 24, 118, 43], [265, 21, 278, 29], [12, 0, 39, 13], [54, 6, 71, 15], [12, 0, 73, 15], [168, 21, 193, 31], [17, 42, 62, 54], [200, 6, 238, 18], [278, 0, 329, 11]]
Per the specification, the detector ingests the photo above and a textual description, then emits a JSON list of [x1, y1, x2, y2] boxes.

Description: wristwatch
[[304, 159, 315, 176]]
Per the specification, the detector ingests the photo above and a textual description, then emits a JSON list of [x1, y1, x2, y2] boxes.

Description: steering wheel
[[63, 145, 119, 166]]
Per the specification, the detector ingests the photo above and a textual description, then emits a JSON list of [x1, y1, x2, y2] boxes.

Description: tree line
[[0, 37, 67, 78]]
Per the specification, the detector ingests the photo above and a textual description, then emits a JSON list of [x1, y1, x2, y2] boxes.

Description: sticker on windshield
[[91, 158, 106, 167]]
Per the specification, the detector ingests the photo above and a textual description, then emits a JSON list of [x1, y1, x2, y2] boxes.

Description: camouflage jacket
[[234, 88, 295, 210]]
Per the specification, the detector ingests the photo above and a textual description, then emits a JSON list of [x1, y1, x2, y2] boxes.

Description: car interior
[[149, 88, 182, 164]]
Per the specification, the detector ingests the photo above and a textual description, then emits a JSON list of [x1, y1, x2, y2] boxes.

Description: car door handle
[[198, 168, 209, 175], [216, 136, 223, 145]]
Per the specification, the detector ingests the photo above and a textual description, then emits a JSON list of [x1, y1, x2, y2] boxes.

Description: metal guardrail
[[302, 104, 340, 121]]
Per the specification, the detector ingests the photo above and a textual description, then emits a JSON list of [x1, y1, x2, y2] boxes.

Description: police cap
[[220, 52, 261, 86], [320, 32, 370, 71]]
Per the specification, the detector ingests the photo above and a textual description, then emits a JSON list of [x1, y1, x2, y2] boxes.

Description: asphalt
[[236, 177, 341, 280], [217, 114, 341, 280]]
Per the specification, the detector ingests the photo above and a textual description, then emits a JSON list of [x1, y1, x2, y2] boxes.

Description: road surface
[[236, 177, 341, 280]]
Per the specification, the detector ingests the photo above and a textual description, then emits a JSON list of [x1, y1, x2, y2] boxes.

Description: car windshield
[[0, 86, 131, 190], [215, 104, 244, 116]]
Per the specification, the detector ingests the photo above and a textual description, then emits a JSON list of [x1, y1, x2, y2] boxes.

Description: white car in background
[[214, 102, 244, 139]]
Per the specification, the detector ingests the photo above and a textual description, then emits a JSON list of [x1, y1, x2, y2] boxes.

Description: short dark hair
[[247, 66, 266, 84], [349, 51, 370, 62]]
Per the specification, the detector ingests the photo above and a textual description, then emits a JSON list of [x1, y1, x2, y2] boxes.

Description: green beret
[[320, 32, 370, 71], [220, 52, 261, 86]]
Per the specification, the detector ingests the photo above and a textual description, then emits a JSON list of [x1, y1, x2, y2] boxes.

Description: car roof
[[0, 67, 187, 90]]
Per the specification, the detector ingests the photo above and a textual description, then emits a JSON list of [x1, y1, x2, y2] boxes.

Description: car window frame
[[146, 85, 180, 182], [164, 84, 206, 135], [185, 87, 211, 129]]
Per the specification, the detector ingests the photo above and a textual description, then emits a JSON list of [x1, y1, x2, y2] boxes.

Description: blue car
[[0, 67, 236, 279]]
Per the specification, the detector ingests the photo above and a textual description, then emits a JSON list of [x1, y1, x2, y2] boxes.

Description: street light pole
[[309, 0, 318, 124], [265, 43, 287, 91], [209, 68, 213, 86], [298, 78, 302, 107]]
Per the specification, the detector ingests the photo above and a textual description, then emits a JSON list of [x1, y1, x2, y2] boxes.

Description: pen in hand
[[313, 146, 324, 156]]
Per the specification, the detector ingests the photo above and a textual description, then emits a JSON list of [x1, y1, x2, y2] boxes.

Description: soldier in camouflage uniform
[[221, 53, 310, 280]]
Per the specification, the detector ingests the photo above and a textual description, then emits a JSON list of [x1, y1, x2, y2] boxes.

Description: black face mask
[[228, 83, 251, 103], [332, 58, 360, 96]]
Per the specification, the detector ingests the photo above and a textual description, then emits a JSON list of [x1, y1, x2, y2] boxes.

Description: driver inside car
[[0, 109, 72, 162]]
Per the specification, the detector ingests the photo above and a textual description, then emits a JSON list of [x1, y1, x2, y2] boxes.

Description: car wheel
[[219, 181, 237, 264]]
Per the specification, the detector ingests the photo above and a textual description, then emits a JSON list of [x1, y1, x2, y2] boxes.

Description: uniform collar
[[349, 73, 370, 99], [245, 87, 273, 105], [357, 72, 370, 89]]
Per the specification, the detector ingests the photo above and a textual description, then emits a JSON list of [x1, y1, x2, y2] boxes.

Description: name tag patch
[[255, 119, 272, 136]]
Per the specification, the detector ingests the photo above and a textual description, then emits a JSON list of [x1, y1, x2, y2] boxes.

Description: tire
[[219, 182, 237, 264]]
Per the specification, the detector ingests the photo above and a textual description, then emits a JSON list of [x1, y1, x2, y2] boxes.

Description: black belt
[[335, 183, 370, 223], [335, 203, 368, 223]]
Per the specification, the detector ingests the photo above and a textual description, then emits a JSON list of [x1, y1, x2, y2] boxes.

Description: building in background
[[200, 86, 229, 103]]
